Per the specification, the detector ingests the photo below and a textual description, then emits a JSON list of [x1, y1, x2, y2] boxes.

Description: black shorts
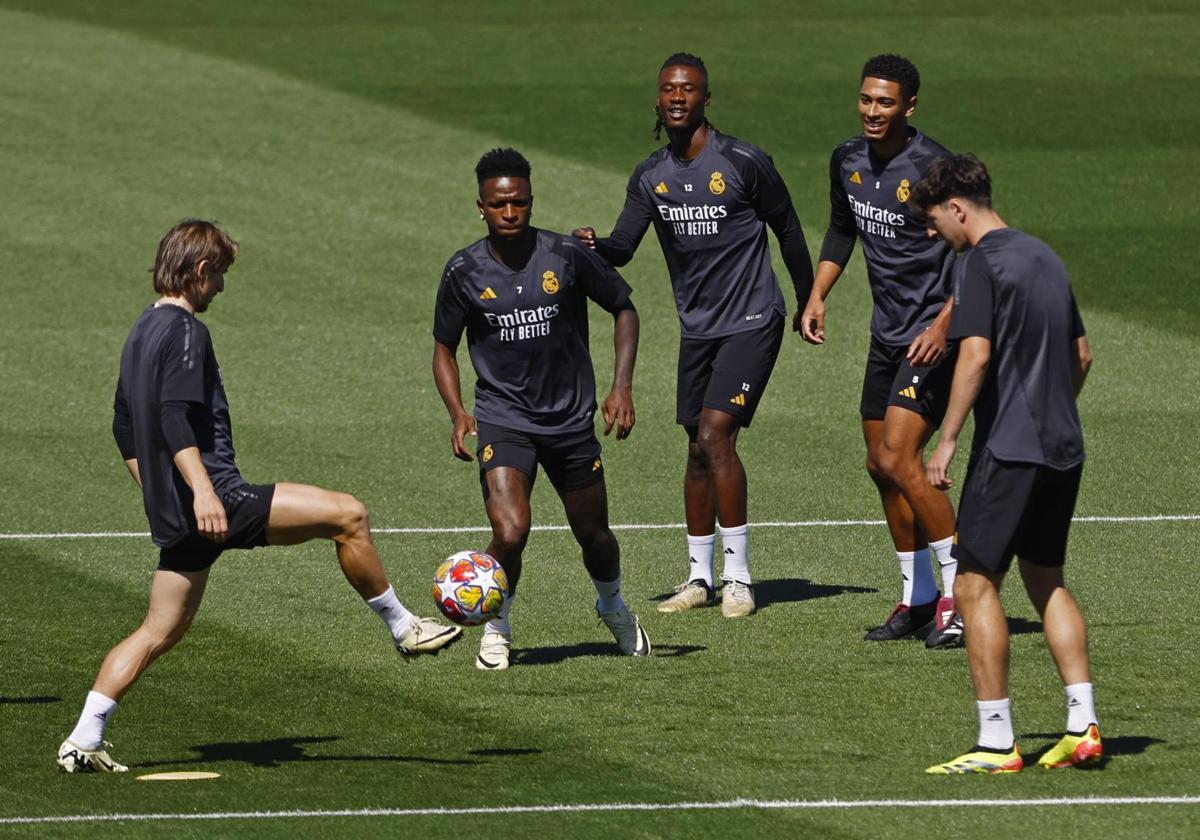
[[158, 483, 275, 573], [952, 449, 1083, 574], [677, 313, 784, 428], [475, 422, 604, 498], [860, 336, 957, 424]]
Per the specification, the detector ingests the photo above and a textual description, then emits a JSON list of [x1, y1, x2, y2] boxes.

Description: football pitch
[[2, 1, 1198, 836]]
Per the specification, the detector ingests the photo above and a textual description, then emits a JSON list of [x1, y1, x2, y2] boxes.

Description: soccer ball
[[432, 550, 509, 626]]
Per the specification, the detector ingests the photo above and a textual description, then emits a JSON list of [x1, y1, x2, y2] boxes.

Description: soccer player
[[574, 53, 813, 618], [56, 220, 461, 774], [911, 155, 1100, 774], [800, 55, 963, 647], [433, 148, 649, 671]]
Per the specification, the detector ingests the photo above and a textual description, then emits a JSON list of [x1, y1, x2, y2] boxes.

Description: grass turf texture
[[0, 1, 1197, 836]]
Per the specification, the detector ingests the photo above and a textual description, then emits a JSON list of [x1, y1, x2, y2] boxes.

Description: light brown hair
[[152, 219, 239, 295]]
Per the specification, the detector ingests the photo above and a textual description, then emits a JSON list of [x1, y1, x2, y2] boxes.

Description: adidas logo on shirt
[[480, 287, 498, 300]]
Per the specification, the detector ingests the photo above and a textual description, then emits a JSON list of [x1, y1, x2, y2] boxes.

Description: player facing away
[[800, 55, 963, 647], [911, 155, 1100, 774], [432, 148, 649, 671], [574, 53, 813, 617], [56, 220, 461, 774]]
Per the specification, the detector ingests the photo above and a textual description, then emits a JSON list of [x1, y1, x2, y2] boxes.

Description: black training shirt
[[820, 130, 954, 345], [433, 228, 633, 435], [950, 228, 1086, 469], [113, 304, 243, 547], [594, 131, 812, 339]]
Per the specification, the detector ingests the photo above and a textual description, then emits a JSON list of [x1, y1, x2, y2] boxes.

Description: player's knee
[[876, 444, 914, 485], [696, 425, 735, 463], [335, 494, 370, 540], [491, 519, 530, 555]]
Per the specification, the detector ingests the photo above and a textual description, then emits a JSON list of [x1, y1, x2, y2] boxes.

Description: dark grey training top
[[113, 304, 242, 547], [820, 130, 954, 345], [594, 131, 812, 339], [434, 228, 634, 435], [951, 227, 1087, 469]]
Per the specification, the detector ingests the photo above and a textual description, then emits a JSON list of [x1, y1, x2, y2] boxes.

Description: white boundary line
[[1, 514, 1198, 541], [2, 796, 1198, 825]]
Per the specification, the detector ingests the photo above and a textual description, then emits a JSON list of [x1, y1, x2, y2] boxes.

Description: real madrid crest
[[482, 444, 494, 462], [542, 270, 560, 294], [896, 178, 911, 203], [708, 171, 726, 195]]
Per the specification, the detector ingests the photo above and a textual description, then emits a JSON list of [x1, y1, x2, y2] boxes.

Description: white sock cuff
[[687, 533, 716, 546], [365, 585, 396, 606], [930, 536, 955, 563], [718, 523, 749, 538], [977, 698, 1010, 711], [1064, 682, 1093, 694], [895, 550, 917, 561]]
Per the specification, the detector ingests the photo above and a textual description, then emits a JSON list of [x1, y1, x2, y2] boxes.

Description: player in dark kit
[[800, 55, 963, 647], [574, 53, 813, 618], [56, 220, 461, 774], [911, 155, 1101, 774], [433, 148, 649, 671]]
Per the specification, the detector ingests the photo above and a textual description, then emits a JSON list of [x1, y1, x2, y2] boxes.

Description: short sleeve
[[432, 260, 470, 348], [950, 250, 994, 341], [572, 242, 633, 313], [159, 318, 207, 404]]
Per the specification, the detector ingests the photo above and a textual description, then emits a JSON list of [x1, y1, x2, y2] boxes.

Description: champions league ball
[[432, 550, 509, 626]]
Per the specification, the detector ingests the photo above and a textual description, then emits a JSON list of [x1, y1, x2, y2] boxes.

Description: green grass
[[1, 2, 1198, 837]]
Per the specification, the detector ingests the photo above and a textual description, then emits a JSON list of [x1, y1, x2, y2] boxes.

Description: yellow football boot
[[1038, 724, 1103, 769], [926, 744, 1024, 774]]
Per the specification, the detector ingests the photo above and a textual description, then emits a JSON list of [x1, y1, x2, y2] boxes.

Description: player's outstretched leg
[[562, 479, 649, 656], [478, 468, 532, 671], [1019, 560, 1103, 768], [58, 567, 209, 772], [266, 483, 461, 657]]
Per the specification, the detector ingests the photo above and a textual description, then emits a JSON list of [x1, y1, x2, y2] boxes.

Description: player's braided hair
[[861, 54, 921, 101], [908, 154, 993, 211], [654, 52, 718, 140], [475, 147, 531, 184]]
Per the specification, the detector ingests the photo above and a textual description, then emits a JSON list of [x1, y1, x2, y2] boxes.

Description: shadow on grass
[[140, 735, 482, 769], [1019, 734, 1162, 769], [0, 695, 62, 704], [468, 747, 542, 757], [650, 578, 877, 610], [1007, 616, 1044, 635], [513, 642, 705, 666]]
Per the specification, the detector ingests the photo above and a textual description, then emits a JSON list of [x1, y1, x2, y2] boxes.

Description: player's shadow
[[650, 579, 876, 610], [513, 642, 705, 666], [468, 748, 542, 757], [0, 695, 61, 704], [139, 735, 482, 769], [1019, 734, 1162, 769], [1007, 617, 1044, 635]]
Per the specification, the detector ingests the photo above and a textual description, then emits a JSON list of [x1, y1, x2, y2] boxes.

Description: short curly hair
[[908, 154, 993, 211], [475, 148, 531, 185], [861, 54, 920, 100]]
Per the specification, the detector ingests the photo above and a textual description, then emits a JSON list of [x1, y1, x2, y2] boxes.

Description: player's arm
[[1069, 294, 1092, 397], [927, 336, 990, 489], [603, 304, 639, 440], [573, 171, 653, 267], [112, 379, 141, 487], [432, 261, 476, 461], [432, 340, 476, 461], [802, 150, 857, 343], [743, 148, 815, 317], [927, 252, 994, 489]]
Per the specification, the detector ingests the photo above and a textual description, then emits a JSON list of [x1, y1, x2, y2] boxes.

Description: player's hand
[[572, 227, 597, 249], [926, 438, 957, 490], [602, 387, 635, 440], [799, 297, 826, 344], [907, 322, 948, 366], [193, 488, 228, 543], [451, 414, 477, 461]]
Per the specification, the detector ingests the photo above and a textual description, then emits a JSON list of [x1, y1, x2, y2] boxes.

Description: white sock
[[68, 691, 118, 751], [593, 574, 625, 613], [686, 533, 715, 587], [366, 586, 413, 642], [910, 547, 938, 605], [484, 595, 513, 638], [1065, 682, 1097, 732], [897, 550, 916, 605], [930, 536, 957, 598], [718, 523, 750, 585], [977, 698, 1015, 750]]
